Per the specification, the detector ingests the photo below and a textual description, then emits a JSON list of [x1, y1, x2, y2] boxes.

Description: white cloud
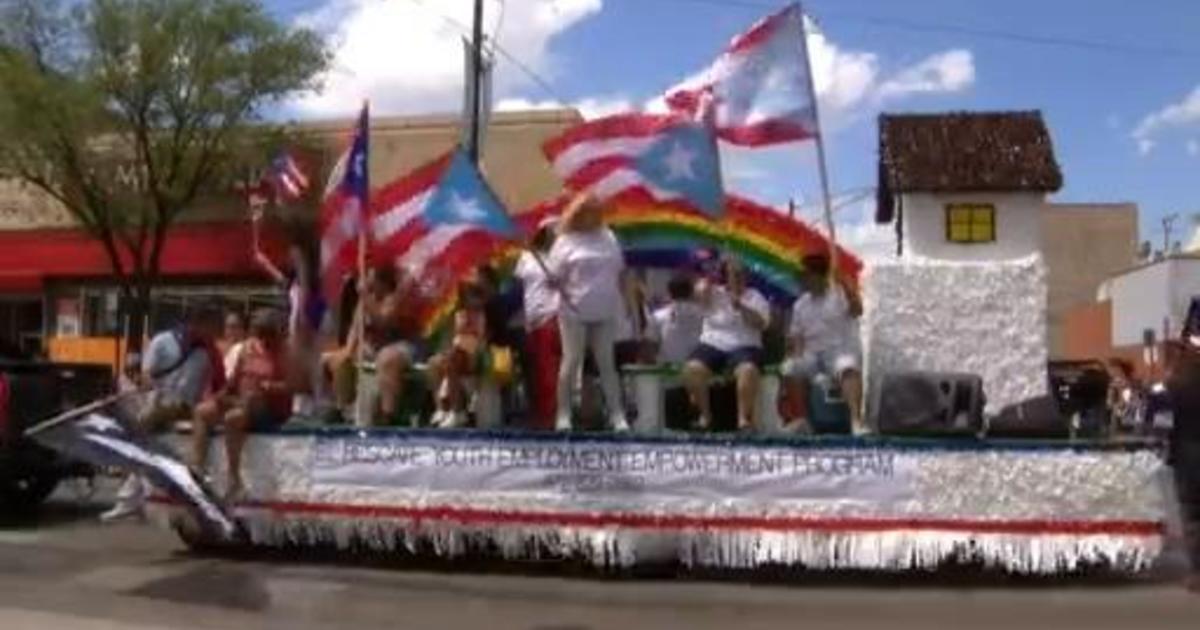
[[1132, 85, 1200, 155], [495, 95, 633, 119], [292, 0, 601, 117], [875, 50, 975, 101], [1187, 139, 1199, 156]]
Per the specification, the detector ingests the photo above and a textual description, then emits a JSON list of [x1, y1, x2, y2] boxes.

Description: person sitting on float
[[615, 269, 657, 366], [325, 263, 425, 425], [427, 281, 490, 428], [779, 251, 865, 435], [546, 192, 629, 432], [192, 308, 292, 500], [652, 272, 705, 365], [682, 257, 771, 431]]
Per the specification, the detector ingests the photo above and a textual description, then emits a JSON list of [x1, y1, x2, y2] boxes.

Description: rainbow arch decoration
[[415, 194, 863, 339]]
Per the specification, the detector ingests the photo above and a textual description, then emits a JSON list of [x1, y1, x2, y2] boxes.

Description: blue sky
[[270, 0, 1200, 255]]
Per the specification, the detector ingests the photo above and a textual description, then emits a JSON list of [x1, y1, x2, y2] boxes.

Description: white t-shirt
[[698, 286, 771, 352], [789, 284, 858, 354], [652, 301, 704, 363], [142, 330, 211, 407], [223, 341, 245, 381], [513, 251, 560, 330], [615, 297, 654, 343], [547, 228, 625, 323]]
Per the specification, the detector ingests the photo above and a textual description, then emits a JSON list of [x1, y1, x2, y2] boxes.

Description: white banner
[[311, 435, 917, 505]]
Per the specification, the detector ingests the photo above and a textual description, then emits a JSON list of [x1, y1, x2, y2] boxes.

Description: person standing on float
[[513, 217, 561, 430], [546, 194, 629, 432]]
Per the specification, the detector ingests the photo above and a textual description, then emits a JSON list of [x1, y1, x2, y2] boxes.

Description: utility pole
[[468, 0, 485, 165], [1162, 213, 1179, 257]]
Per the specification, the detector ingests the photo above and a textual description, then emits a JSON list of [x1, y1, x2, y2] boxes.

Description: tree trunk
[[121, 280, 151, 354]]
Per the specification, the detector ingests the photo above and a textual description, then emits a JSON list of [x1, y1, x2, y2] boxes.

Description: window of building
[[945, 203, 996, 244]]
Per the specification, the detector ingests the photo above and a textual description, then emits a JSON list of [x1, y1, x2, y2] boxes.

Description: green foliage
[[0, 0, 330, 284]]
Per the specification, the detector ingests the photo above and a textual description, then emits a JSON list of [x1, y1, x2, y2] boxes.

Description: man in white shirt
[[101, 306, 222, 522], [781, 252, 865, 435], [682, 258, 771, 431]]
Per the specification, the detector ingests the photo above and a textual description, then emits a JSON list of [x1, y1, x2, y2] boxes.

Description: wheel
[[0, 470, 60, 513]]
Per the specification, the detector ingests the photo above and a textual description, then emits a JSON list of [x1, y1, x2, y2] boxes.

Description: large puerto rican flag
[[319, 103, 370, 303], [542, 113, 725, 218], [371, 148, 517, 304], [665, 3, 818, 147]]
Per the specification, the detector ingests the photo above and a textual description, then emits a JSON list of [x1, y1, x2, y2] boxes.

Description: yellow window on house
[[945, 204, 996, 244]]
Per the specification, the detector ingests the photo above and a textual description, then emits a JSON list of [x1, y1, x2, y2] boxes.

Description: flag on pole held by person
[[665, 3, 818, 147], [319, 103, 370, 303], [370, 147, 517, 309], [30, 408, 236, 540], [542, 113, 725, 218], [268, 151, 311, 202]]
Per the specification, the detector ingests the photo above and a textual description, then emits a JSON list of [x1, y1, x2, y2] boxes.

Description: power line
[[405, 0, 572, 106], [639, 0, 1200, 59]]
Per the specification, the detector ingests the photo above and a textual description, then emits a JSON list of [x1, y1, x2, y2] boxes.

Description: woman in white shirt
[[546, 194, 629, 432], [682, 258, 771, 431], [513, 218, 561, 430]]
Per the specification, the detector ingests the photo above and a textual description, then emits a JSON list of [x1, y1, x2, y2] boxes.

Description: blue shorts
[[689, 343, 763, 374]]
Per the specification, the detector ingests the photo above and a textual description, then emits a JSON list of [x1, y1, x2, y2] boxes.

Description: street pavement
[[1, 478, 1199, 630]]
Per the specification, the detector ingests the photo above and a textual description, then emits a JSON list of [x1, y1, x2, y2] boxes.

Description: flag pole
[[797, 5, 839, 278], [354, 102, 370, 426]]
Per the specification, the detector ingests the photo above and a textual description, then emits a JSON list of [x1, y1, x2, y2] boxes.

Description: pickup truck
[[0, 352, 112, 512]]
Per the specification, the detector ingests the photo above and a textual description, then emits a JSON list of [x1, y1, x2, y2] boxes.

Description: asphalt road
[[1, 479, 1198, 630]]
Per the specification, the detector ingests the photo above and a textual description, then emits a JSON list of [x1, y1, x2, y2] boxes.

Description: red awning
[[0, 222, 287, 291]]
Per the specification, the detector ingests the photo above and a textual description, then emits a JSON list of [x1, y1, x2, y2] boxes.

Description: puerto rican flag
[[269, 151, 311, 201], [665, 3, 819, 147], [318, 102, 369, 304], [371, 148, 516, 301], [542, 113, 725, 218]]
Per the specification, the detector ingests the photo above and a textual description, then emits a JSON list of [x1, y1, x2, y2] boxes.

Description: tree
[[0, 0, 329, 347]]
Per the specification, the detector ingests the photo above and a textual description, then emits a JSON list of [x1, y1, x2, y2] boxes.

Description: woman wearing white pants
[[547, 195, 629, 432]]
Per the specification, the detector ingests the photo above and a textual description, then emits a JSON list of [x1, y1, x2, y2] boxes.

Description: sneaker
[[429, 410, 449, 428], [610, 415, 630, 433], [443, 411, 469, 429], [555, 414, 573, 432], [99, 502, 145, 523], [782, 418, 813, 435]]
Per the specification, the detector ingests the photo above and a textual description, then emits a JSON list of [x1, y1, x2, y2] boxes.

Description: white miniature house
[[864, 111, 1064, 416]]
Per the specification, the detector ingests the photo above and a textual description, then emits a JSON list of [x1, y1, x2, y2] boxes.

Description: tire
[[0, 470, 60, 513]]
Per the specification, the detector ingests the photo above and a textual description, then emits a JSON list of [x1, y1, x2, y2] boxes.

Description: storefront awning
[[0, 222, 286, 292]]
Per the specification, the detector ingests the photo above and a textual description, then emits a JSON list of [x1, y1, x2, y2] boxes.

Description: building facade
[[0, 109, 581, 363]]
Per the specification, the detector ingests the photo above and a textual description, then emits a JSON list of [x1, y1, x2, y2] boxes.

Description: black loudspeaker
[[874, 371, 985, 436], [989, 395, 1070, 438]]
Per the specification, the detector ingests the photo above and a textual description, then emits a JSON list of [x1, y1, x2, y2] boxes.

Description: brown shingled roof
[[876, 111, 1063, 223]]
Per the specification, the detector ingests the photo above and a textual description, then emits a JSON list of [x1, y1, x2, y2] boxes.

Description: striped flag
[[319, 103, 370, 304], [665, 3, 818, 147], [542, 113, 725, 217], [370, 151, 513, 325], [269, 151, 311, 201], [31, 409, 236, 540]]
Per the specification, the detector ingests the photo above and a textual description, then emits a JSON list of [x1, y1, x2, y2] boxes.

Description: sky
[[266, 0, 1200, 259]]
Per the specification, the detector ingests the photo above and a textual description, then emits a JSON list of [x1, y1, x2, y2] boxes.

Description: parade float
[[143, 6, 1171, 577], [147, 183, 1171, 575]]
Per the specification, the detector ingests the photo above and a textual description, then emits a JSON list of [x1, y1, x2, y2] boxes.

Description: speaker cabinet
[[989, 395, 1069, 438], [873, 371, 984, 436]]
